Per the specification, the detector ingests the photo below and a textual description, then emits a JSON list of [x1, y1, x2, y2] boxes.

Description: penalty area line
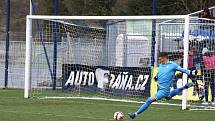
[[39, 96, 181, 106], [38, 96, 215, 110]]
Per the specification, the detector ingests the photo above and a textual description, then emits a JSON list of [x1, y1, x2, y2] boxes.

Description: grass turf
[[0, 89, 215, 121]]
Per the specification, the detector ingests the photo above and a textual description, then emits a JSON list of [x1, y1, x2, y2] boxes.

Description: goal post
[[24, 16, 32, 98], [182, 15, 190, 110], [25, 15, 191, 109]]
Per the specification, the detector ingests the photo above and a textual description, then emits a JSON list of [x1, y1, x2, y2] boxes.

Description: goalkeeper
[[128, 52, 196, 119]]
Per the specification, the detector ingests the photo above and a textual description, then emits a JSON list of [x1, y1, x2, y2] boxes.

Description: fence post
[[53, 0, 59, 90], [151, 0, 157, 66], [4, 0, 10, 88]]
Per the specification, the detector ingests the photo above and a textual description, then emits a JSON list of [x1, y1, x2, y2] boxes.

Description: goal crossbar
[[26, 15, 188, 20]]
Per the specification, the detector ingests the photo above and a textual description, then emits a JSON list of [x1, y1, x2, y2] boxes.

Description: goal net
[[25, 15, 215, 110], [186, 17, 215, 110]]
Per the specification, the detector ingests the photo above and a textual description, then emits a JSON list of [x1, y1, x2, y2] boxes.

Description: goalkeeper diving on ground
[[128, 52, 197, 119]]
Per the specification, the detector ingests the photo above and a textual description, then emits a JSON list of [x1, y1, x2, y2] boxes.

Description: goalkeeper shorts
[[154, 89, 170, 100]]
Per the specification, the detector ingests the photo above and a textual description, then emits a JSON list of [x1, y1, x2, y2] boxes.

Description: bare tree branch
[[180, 0, 191, 13], [158, 3, 179, 9]]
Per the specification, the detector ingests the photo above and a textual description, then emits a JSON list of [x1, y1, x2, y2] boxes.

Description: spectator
[[175, 48, 199, 96], [200, 7, 215, 19], [202, 47, 215, 105], [188, 47, 201, 97], [188, 47, 194, 69], [199, 7, 215, 31]]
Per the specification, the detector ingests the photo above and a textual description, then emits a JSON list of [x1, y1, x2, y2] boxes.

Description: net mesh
[[28, 17, 215, 110], [30, 19, 155, 101], [187, 18, 215, 109]]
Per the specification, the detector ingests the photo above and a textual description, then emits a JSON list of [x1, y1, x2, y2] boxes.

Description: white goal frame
[[24, 15, 190, 110]]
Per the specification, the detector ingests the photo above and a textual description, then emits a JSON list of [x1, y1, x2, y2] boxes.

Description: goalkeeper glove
[[190, 69, 197, 76], [154, 75, 158, 81], [189, 69, 197, 79]]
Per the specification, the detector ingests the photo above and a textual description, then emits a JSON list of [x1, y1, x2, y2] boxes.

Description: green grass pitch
[[0, 89, 215, 121]]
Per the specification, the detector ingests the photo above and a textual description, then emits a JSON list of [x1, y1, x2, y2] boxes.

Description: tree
[[158, 0, 215, 15], [61, 0, 117, 16], [126, 0, 151, 15]]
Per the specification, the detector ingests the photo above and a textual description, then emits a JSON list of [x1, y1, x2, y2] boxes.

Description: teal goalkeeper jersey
[[157, 61, 190, 90]]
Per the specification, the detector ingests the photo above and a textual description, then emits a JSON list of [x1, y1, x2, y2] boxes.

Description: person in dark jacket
[[202, 47, 215, 105], [200, 7, 215, 19]]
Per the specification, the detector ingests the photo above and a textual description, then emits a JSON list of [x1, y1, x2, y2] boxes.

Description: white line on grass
[[34, 98, 180, 112], [38, 96, 215, 110], [40, 96, 182, 106]]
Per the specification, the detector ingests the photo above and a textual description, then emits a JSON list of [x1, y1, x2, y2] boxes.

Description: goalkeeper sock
[[170, 87, 184, 98], [136, 98, 153, 115]]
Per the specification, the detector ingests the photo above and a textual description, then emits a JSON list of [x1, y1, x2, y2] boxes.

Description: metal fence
[[0, 33, 26, 88]]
